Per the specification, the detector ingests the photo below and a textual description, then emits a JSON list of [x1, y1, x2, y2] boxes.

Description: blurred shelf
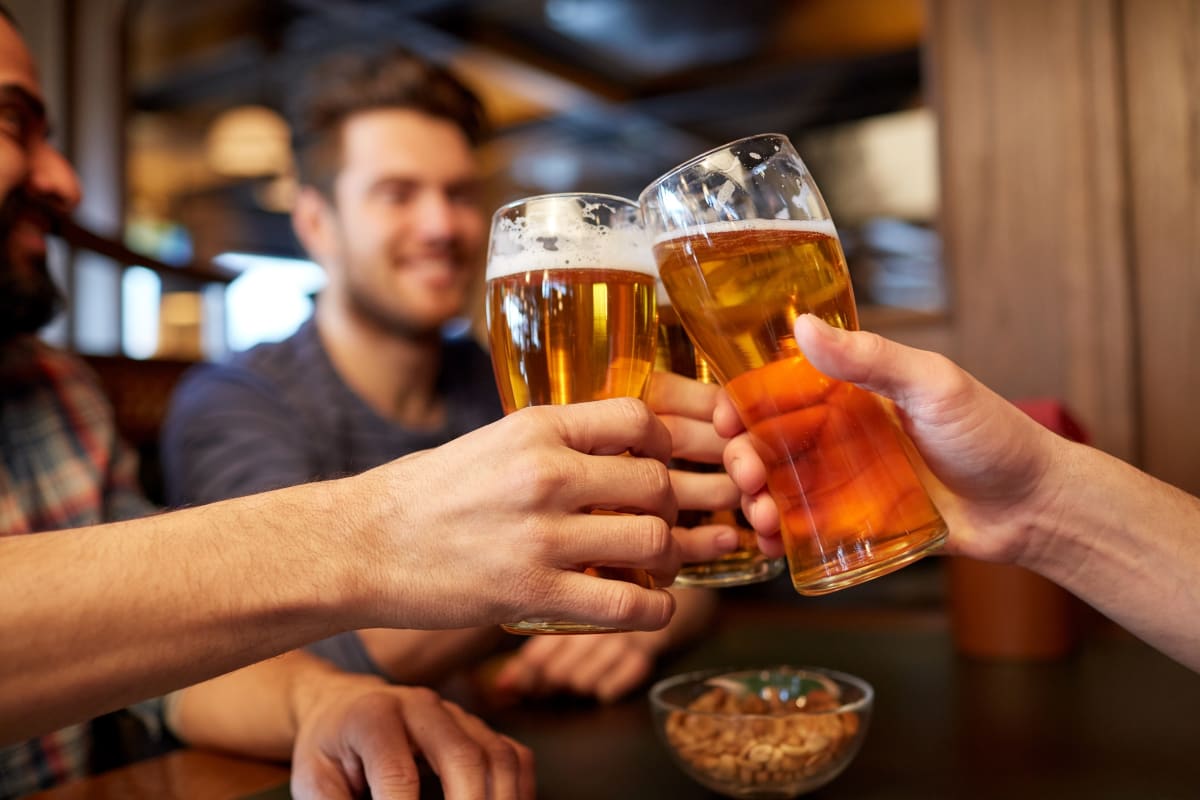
[[858, 304, 948, 330]]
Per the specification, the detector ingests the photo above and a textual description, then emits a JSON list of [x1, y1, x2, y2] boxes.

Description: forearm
[[0, 479, 366, 744], [168, 650, 376, 761], [1022, 441, 1200, 670]]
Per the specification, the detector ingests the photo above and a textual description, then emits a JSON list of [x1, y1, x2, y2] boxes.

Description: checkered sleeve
[[104, 432, 158, 522]]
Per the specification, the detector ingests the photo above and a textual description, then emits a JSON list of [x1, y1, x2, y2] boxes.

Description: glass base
[[791, 525, 948, 596], [674, 554, 787, 588], [501, 620, 627, 635]]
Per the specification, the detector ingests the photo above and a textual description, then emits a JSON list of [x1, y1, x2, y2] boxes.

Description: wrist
[[288, 653, 386, 735], [310, 471, 402, 631], [1012, 435, 1083, 574]]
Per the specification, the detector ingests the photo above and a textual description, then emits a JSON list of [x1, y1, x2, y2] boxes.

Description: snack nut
[[663, 685, 861, 788]]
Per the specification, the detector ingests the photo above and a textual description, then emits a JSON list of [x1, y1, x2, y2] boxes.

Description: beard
[[0, 188, 63, 341], [344, 279, 444, 342]]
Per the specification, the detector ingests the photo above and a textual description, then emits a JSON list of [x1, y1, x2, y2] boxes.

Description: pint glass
[[486, 193, 659, 634], [639, 134, 947, 595], [656, 281, 786, 588]]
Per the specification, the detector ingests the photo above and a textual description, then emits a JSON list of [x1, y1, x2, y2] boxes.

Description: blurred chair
[[82, 354, 194, 507], [946, 398, 1090, 661]]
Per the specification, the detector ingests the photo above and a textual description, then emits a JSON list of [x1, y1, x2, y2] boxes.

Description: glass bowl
[[649, 666, 873, 798]]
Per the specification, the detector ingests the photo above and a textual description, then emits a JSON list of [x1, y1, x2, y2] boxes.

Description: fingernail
[[715, 529, 739, 552], [797, 314, 842, 341]]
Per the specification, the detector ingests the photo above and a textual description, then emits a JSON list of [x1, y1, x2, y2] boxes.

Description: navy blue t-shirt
[[161, 318, 504, 676]]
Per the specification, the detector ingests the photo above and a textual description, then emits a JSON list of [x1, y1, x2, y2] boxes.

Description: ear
[[291, 185, 338, 266]]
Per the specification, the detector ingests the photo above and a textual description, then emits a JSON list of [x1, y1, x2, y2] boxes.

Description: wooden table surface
[[27, 587, 1200, 799], [25, 749, 289, 800]]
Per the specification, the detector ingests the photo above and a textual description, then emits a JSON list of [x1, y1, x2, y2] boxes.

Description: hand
[[291, 679, 534, 800], [646, 371, 743, 564], [348, 398, 682, 633], [716, 314, 1067, 566], [491, 630, 664, 703]]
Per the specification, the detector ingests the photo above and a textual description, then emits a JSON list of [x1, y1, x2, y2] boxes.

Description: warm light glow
[[205, 105, 291, 177]]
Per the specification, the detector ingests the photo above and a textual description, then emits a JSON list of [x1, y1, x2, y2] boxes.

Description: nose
[[28, 140, 82, 213], [414, 191, 457, 243]]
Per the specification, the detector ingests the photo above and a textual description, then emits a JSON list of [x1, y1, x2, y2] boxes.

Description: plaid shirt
[[0, 336, 156, 798]]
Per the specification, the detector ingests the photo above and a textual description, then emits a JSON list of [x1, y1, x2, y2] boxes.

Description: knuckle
[[486, 737, 521, 771], [931, 353, 972, 398], [377, 762, 422, 794], [634, 457, 673, 501], [856, 329, 887, 359], [514, 739, 535, 767], [504, 406, 546, 445], [445, 740, 488, 772], [913, 352, 973, 417], [641, 514, 674, 556], [400, 685, 441, 708], [614, 395, 654, 427], [511, 456, 571, 506], [613, 396, 661, 442], [607, 587, 642, 625]]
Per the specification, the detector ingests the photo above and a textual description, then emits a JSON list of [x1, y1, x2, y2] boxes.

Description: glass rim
[[648, 665, 874, 718], [638, 132, 792, 204], [491, 191, 639, 222]]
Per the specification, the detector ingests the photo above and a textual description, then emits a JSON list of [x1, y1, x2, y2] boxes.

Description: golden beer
[[486, 193, 659, 633], [655, 300, 786, 587], [653, 219, 946, 595], [487, 267, 657, 412]]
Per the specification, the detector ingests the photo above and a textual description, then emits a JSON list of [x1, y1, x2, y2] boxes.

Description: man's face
[[319, 109, 485, 338], [0, 18, 81, 340]]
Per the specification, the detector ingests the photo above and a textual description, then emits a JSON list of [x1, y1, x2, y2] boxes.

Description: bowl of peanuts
[[649, 666, 872, 798]]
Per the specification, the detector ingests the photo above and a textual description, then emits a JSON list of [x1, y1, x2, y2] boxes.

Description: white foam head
[[487, 196, 656, 280]]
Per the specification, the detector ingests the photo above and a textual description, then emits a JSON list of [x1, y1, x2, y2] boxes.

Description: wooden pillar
[[925, 0, 1137, 464], [1121, 1, 1200, 494]]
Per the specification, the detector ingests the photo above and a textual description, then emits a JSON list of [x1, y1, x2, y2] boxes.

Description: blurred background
[[12, 0, 1200, 521], [17, 0, 941, 362]]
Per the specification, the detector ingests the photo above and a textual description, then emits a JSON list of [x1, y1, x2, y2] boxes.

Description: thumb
[[792, 314, 964, 420]]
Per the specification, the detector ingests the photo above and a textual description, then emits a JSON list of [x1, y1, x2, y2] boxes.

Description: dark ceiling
[[124, 0, 925, 258]]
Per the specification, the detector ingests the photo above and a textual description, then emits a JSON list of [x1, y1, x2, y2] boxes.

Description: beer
[[486, 267, 657, 413], [653, 219, 946, 595], [486, 193, 659, 633], [656, 300, 786, 587]]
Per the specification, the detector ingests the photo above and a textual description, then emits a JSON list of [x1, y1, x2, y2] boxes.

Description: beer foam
[[487, 214, 656, 280], [650, 217, 839, 246]]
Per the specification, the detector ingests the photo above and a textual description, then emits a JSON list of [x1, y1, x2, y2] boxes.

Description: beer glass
[[639, 133, 947, 595], [486, 193, 659, 634], [656, 279, 786, 587]]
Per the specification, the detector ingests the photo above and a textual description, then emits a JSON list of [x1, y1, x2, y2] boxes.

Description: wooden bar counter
[[28, 575, 1200, 799]]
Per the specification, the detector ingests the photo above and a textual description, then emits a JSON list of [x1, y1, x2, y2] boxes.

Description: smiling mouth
[[2, 193, 58, 257]]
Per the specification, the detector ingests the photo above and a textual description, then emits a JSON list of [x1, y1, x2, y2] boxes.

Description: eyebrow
[[0, 83, 49, 134]]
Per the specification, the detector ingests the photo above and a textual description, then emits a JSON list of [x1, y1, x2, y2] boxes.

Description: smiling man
[[163, 48, 721, 704]]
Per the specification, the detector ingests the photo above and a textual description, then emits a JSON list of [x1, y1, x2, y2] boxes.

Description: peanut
[[664, 684, 860, 790]]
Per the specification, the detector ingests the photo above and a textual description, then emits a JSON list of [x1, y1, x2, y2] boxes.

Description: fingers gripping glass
[[485, 193, 659, 634], [639, 134, 948, 595], [654, 279, 786, 588]]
